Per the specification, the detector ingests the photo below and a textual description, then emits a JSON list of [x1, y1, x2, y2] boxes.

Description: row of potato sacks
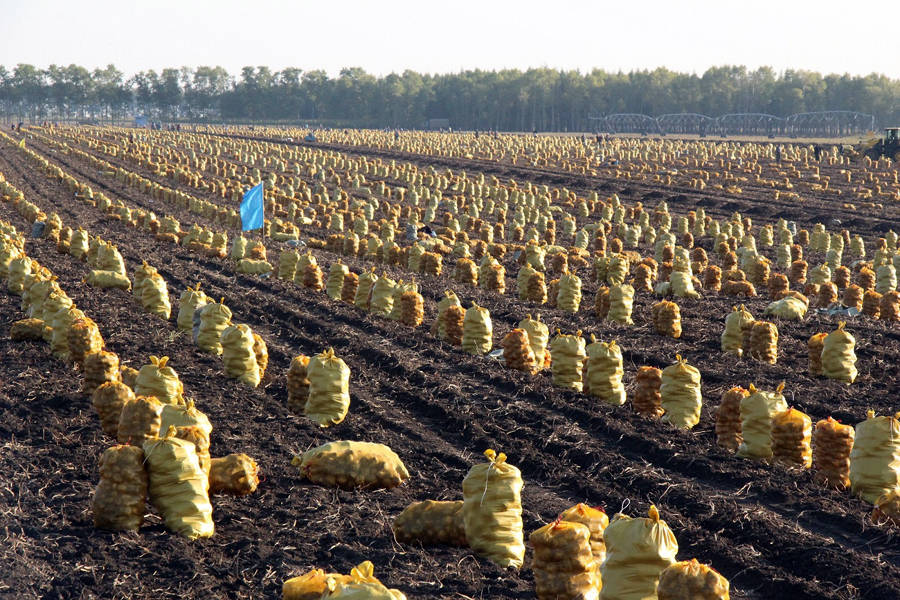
[[88, 354, 261, 539], [370, 449, 731, 600]]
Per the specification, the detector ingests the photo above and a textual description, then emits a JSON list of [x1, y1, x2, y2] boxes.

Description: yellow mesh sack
[[221, 324, 262, 387], [135, 355, 185, 405], [608, 284, 634, 325], [530, 520, 600, 600], [721, 305, 753, 356], [393, 499, 467, 546], [660, 355, 703, 429], [132, 261, 156, 299], [560, 503, 609, 570], [68, 317, 103, 367], [49, 305, 86, 360], [230, 235, 248, 261], [772, 408, 813, 468], [354, 268, 378, 310], [252, 332, 268, 377], [141, 273, 171, 319], [600, 505, 678, 600], [850, 410, 900, 503], [143, 427, 214, 539], [325, 561, 407, 600], [764, 296, 807, 320], [177, 283, 208, 331], [92, 381, 135, 438], [82, 350, 120, 396], [326, 260, 349, 300], [86, 269, 131, 290], [235, 258, 274, 275], [175, 425, 211, 476], [292, 440, 409, 489], [159, 399, 213, 441], [117, 395, 163, 446], [462, 449, 525, 568], [305, 348, 351, 427], [821, 322, 857, 384], [813, 417, 855, 490], [519, 314, 550, 370], [557, 271, 582, 313], [551, 330, 587, 392], [40, 292, 72, 343], [287, 355, 310, 414], [670, 270, 700, 298], [461, 303, 493, 355], [293, 251, 317, 285], [656, 559, 730, 600], [737, 383, 788, 460], [92, 445, 148, 532], [585, 336, 625, 405], [433, 290, 462, 340], [278, 249, 300, 280], [283, 569, 350, 600], [10, 317, 44, 341], [196, 299, 232, 355], [209, 453, 259, 495], [370, 274, 398, 317]]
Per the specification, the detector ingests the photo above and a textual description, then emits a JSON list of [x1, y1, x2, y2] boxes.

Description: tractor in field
[[854, 127, 900, 161]]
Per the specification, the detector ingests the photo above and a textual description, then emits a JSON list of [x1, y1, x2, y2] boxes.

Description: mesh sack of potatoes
[[456, 257, 479, 287], [293, 251, 317, 285], [48, 304, 86, 360], [7, 257, 31, 294], [354, 268, 378, 310], [230, 235, 248, 261], [10, 317, 44, 341], [196, 299, 232, 355], [749, 321, 778, 364], [209, 453, 259, 495], [86, 269, 132, 290], [502, 328, 537, 373], [323, 561, 407, 600], [849, 410, 900, 504], [301, 263, 323, 290], [175, 425, 211, 476], [763, 296, 807, 320], [585, 336, 625, 406], [557, 271, 582, 313], [670, 270, 700, 299], [608, 283, 635, 325], [140, 273, 171, 319], [715, 387, 748, 451], [862, 290, 882, 318], [656, 558, 730, 600], [461, 303, 493, 355], [479, 258, 506, 293], [38, 291, 72, 344], [516, 264, 538, 301], [92, 444, 148, 532], [68, 317, 103, 367], [652, 300, 682, 338], [236, 258, 274, 275], [92, 381, 135, 438], [530, 520, 600, 600], [462, 449, 525, 568], [117, 395, 163, 446], [341, 271, 359, 304], [305, 348, 351, 427], [559, 503, 609, 569], [82, 350, 121, 396], [432, 290, 461, 340], [443, 305, 465, 346], [813, 416, 855, 490], [142, 427, 214, 539], [393, 499, 467, 546], [220, 324, 262, 387], [253, 332, 268, 378], [132, 261, 156, 299], [808, 333, 827, 375], [159, 399, 213, 442], [370, 274, 398, 317], [292, 440, 409, 489], [287, 355, 311, 414], [872, 489, 900, 527], [772, 408, 813, 468], [551, 330, 587, 392], [600, 505, 678, 600], [326, 260, 349, 300], [398, 290, 424, 328], [737, 383, 788, 461], [283, 569, 350, 600], [278, 249, 300, 280], [821, 322, 857, 384], [660, 355, 702, 429], [520, 314, 550, 370], [176, 283, 208, 332], [135, 355, 185, 405], [633, 366, 663, 418]]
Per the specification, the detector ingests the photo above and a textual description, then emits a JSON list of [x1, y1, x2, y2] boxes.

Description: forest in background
[[1, 63, 898, 130]]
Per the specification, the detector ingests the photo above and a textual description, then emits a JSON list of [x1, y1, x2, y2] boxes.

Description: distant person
[[814, 145, 822, 161], [775, 146, 782, 163]]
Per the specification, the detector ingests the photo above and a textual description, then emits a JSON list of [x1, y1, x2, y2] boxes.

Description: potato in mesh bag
[[721, 305, 753, 356], [292, 440, 409, 489], [502, 328, 537, 373], [530, 520, 600, 600], [813, 417, 854, 490], [519, 314, 550, 370], [287, 355, 311, 414], [559, 503, 609, 568], [68, 317, 103, 367], [305, 348, 351, 427], [608, 283, 634, 324], [432, 290, 461, 340], [10, 317, 44, 341], [82, 350, 120, 396], [142, 427, 214, 539], [821, 322, 857, 384], [196, 298, 232, 355], [393, 499, 466, 546], [135, 355, 185, 405], [326, 260, 349, 300], [370, 274, 398, 317], [324, 561, 407, 600], [92, 381, 135, 438], [252, 332, 268, 377], [462, 449, 525, 568], [772, 407, 812, 468], [585, 336, 625, 405], [660, 355, 702, 429], [117, 394, 162, 446], [209, 453, 259, 495], [461, 302, 492, 355], [737, 383, 788, 460], [850, 410, 900, 504], [600, 505, 678, 600], [160, 399, 213, 441], [656, 558, 730, 600], [92, 444, 148, 532], [175, 425, 211, 476], [551, 330, 586, 392], [221, 324, 262, 387]]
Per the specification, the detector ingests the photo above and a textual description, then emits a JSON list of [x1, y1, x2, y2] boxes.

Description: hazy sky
[[2, 0, 899, 78]]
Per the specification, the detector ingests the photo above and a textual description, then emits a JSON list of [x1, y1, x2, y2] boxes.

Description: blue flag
[[240, 182, 264, 231]]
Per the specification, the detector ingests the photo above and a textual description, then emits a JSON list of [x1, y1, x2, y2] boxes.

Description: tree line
[[1, 63, 898, 131]]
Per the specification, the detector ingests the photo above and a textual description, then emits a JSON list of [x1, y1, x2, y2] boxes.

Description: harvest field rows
[[1, 126, 899, 599]]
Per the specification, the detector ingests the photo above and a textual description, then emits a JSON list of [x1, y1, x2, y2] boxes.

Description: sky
[[1, 0, 899, 79]]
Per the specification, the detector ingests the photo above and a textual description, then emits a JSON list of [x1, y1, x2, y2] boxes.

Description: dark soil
[[0, 133, 898, 600]]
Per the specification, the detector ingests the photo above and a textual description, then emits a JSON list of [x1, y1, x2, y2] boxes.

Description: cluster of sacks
[[715, 383, 900, 522], [86, 354, 260, 539], [174, 286, 269, 388], [380, 449, 728, 600]]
